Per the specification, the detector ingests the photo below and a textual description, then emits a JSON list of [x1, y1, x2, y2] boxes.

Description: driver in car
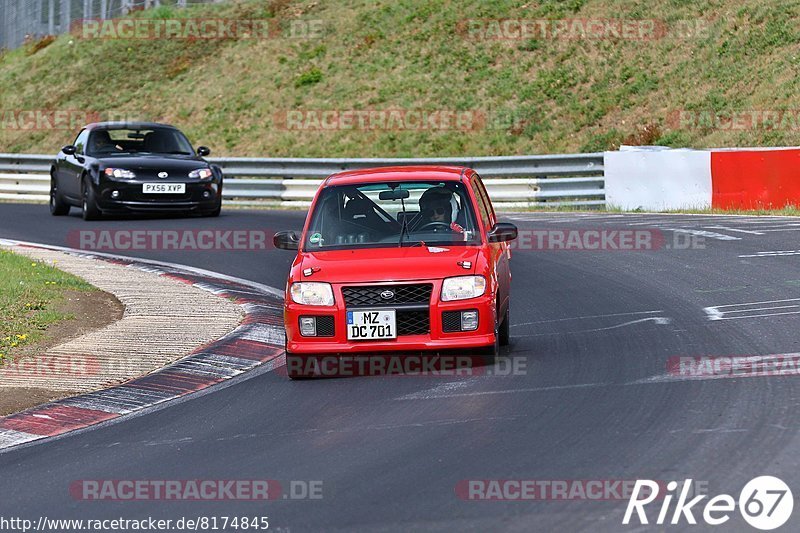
[[416, 187, 465, 233], [89, 131, 122, 153]]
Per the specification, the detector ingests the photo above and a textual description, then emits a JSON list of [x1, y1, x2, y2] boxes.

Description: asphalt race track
[[1, 203, 800, 531]]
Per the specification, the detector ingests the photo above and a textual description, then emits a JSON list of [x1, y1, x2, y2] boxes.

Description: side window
[[471, 175, 493, 229], [73, 129, 89, 155]]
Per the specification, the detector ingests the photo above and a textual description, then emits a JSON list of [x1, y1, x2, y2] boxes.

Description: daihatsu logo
[[380, 290, 394, 300]]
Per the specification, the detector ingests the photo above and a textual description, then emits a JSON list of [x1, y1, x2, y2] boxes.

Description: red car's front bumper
[[285, 280, 496, 355]]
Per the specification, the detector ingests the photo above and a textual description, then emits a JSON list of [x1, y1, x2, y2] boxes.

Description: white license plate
[[143, 183, 186, 194], [347, 309, 396, 340]]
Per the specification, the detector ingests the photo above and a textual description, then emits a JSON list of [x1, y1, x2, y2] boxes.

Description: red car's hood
[[300, 246, 480, 283]]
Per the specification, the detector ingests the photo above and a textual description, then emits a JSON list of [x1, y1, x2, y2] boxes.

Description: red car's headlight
[[441, 276, 486, 301], [290, 282, 334, 306]]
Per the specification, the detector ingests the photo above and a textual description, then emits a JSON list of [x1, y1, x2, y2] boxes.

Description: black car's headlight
[[104, 168, 136, 179], [189, 168, 214, 180]]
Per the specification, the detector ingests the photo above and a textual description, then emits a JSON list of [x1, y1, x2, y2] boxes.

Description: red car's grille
[[397, 310, 430, 335], [342, 284, 432, 307], [342, 284, 432, 336]]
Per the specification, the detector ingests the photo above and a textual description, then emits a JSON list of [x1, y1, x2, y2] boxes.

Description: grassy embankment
[[0, 249, 94, 364], [2, 0, 800, 157]]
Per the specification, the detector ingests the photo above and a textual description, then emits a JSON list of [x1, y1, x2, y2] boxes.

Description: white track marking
[[740, 250, 800, 258], [704, 226, 765, 235], [707, 311, 800, 320], [723, 305, 800, 314], [716, 220, 800, 225], [708, 297, 800, 308], [669, 229, 741, 241], [397, 382, 608, 400], [396, 381, 473, 400], [704, 298, 800, 321], [515, 317, 672, 337], [511, 310, 664, 328]]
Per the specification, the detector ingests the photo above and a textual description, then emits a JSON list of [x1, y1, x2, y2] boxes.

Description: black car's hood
[[95, 154, 209, 172]]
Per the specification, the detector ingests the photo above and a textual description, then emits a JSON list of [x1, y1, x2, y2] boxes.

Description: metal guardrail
[[1, 0, 222, 51], [0, 153, 605, 208]]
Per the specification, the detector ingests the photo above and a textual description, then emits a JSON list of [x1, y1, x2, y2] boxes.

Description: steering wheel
[[417, 221, 452, 233]]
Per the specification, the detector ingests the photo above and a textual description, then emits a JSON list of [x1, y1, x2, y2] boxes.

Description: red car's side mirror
[[274, 230, 300, 250], [487, 223, 518, 243]]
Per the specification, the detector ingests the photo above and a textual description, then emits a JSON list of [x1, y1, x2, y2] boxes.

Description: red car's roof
[[324, 166, 469, 186]]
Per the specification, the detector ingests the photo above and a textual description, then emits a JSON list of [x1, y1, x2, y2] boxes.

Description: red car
[[273, 166, 517, 378]]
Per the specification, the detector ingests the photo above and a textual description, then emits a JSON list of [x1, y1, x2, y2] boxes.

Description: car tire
[[499, 304, 511, 346], [477, 310, 501, 365], [81, 178, 102, 221], [49, 176, 70, 216]]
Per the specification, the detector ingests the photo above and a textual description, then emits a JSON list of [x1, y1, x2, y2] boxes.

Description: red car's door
[[470, 172, 511, 319]]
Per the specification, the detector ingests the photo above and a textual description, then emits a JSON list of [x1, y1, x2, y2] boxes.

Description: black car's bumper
[[95, 180, 222, 213]]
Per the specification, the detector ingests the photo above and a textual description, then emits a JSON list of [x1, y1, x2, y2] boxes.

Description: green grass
[[0, 249, 94, 364], [2, 0, 800, 157]]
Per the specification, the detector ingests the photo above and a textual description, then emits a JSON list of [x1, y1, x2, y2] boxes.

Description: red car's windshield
[[304, 181, 481, 250]]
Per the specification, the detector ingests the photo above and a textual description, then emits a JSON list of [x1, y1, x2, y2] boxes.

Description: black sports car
[[50, 122, 223, 220]]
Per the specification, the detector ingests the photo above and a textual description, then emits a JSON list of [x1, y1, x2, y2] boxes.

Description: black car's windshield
[[304, 181, 481, 250], [86, 128, 194, 156]]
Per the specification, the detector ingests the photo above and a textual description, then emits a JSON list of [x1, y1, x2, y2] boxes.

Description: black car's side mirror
[[487, 222, 518, 243], [273, 230, 300, 250], [197, 146, 211, 157], [62, 145, 77, 155]]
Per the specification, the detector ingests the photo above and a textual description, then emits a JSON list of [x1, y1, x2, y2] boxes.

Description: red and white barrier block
[[605, 146, 800, 211]]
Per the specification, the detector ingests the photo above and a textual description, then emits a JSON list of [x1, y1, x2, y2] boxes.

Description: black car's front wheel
[[49, 176, 70, 216], [81, 178, 102, 221]]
